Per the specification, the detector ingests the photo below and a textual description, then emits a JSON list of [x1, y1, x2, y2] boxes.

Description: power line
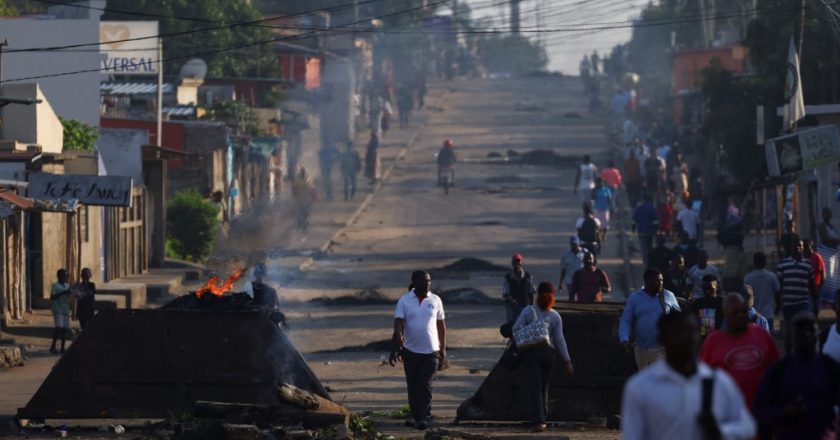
[[4, 0, 451, 82]]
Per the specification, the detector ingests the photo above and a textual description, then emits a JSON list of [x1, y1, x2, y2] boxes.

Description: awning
[[0, 190, 78, 213], [142, 144, 189, 160], [100, 82, 174, 95]]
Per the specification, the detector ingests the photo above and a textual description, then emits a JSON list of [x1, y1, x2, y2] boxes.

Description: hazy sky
[[464, 0, 646, 74]]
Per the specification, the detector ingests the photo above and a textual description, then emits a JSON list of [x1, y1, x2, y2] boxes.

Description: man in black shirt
[[690, 274, 724, 339], [252, 263, 288, 329]]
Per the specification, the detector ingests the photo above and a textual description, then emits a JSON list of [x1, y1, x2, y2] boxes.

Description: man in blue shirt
[[619, 268, 681, 369], [633, 195, 659, 268]]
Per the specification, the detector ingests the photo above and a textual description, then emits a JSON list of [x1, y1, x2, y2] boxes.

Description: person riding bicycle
[[437, 139, 457, 186]]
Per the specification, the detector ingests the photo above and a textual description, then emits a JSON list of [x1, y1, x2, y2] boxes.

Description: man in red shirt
[[570, 252, 611, 302], [600, 160, 622, 209], [805, 240, 825, 317], [700, 293, 780, 407]]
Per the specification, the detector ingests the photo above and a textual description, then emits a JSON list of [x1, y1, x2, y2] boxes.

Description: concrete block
[[98, 282, 145, 309]]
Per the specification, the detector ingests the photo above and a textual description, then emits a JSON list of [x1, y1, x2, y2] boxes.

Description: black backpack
[[580, 217, 599, 243]]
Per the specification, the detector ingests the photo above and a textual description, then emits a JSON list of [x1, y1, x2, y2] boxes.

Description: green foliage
[[102, 0, 277, 78], [349, 413, 385, 440], [0, 0, 17, 15], [59, 117, 99, 151], [166, 191, 219, 262], [700, 59, 775, 184], [203, 100, 262, 136], [476, 34, 547, 75]]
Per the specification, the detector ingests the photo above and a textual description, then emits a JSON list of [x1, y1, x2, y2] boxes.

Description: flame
[[195, 266, 246, 298]]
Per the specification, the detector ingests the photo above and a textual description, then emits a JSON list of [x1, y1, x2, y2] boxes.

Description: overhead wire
[[3, 0, 451, 82]]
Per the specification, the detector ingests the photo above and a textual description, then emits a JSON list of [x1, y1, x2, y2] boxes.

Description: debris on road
[[309, 288, 391, 306]]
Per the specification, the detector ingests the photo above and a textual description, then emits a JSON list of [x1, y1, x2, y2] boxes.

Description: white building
[[1, 1, 105, 126]]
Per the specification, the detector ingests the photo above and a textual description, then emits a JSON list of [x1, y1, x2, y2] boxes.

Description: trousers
[[523, 345, 555, 423], [403, 349, 438, 423]]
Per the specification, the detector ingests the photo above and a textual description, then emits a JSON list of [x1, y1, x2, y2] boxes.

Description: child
[[75, 268, 96, 330], [50, 268, 71, 354]]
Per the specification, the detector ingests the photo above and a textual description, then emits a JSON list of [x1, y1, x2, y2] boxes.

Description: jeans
[[783, 301, 812, 354], [403, 350, 438, 424], [638, 233, 654, 268], [523, 345, 555, 423], [505, 301, 525, 322], [343, 175, 357, 201]]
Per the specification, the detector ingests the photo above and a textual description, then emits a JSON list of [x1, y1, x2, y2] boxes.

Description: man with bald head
[[700, 293, 780, 407]]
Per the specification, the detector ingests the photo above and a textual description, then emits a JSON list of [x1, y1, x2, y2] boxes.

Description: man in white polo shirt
[[389, 270, 447, 430]]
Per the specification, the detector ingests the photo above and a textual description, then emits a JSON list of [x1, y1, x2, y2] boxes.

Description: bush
[[166, 191, 219, 262], [59, 116, 99, 151]]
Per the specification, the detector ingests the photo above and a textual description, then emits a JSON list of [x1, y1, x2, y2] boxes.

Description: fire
[[195, 266, 246, 298]]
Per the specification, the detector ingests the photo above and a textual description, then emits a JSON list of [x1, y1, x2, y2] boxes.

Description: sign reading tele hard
[[28, 173, 133, 207], [100, 21, 159, 74]]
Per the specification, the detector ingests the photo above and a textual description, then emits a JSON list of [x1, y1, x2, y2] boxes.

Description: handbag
[[499, 341, 523, 370], [512, 305, 551, 351]]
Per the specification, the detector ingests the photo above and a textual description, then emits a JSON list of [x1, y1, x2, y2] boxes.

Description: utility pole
[[0, 38, 9, 86], [156, 37, 163, 147], [510, 0, 521, 34]]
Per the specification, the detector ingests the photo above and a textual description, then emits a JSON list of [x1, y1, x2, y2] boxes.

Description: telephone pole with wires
[[0, 38, 8, 85], [510, 0, 521, 34]]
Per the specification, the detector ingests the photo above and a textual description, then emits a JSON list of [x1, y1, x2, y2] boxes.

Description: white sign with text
[[100, 21, 159, 75], [28, 173, 133, 207]]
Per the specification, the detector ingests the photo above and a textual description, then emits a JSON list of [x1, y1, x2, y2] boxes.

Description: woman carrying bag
[[513, 282, 574, 432]]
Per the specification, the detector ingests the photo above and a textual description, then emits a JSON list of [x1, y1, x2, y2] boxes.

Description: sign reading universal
[[100, 21, 159, 74]]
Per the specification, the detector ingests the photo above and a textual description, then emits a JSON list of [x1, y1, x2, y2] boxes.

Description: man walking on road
[[502, 254, 535, 322], [339, 142, 362, 201], [600, 160, 622, 209], [623, 150, 642, 209], [574, 154, 597, 206], [744, 252, 780, 333], [632, 195, 658, 268], [619, 269, 681, 369], [559, 236, 589, 294], [686, 250, 720, 301], [389, 271, 446, 431], [777, 239, 814, 353], [700, 293, 779, 407], [570, 252, 611, 302], [621, 310, 756, 440]]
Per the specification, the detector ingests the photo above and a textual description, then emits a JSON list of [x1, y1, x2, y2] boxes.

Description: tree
[[475, 35, 547, 75], [59, 117, 99, 151], [203, 100, 262, 137], [167, 191, 219, 262], [102, 0, 277, 78], [0, 0, 17, 16]]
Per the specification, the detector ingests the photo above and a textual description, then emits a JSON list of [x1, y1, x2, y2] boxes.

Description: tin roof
[[100, 82, 174, 95]]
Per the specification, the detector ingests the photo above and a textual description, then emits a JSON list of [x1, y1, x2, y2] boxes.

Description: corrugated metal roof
[[100, 82, 174, 95], [163, 106, 195, 117]]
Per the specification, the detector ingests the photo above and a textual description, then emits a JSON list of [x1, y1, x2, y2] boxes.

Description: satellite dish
[[179, 58, 208, 79]]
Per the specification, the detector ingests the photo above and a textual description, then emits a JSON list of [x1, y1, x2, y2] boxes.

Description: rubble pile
[[161, 291, 260, 311]]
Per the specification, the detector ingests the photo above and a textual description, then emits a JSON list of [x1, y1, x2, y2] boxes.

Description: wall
[[32, 162, 69, 308], [178, 122, 228, 196], [97, 128, 147, 185], [0, 83, 64, 153], [1, 2, 105, 127], [63, 153, 104, 284]]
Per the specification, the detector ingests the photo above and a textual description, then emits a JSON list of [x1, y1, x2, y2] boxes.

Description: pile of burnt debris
[[161, 291, 261, 311], [170, 384, 357, 440]]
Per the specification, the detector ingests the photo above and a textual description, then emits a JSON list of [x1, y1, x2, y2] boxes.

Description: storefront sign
[[28, 173, 133, 207], [765, 125, 840, 176], [100, 21, 159, 75]]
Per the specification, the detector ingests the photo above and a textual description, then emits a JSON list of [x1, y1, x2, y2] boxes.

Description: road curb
[[298, 90, 449, 272]]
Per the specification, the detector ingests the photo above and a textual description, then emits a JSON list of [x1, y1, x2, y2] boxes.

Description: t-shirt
[[776, 257, 814, 307], [394, 291, 445, 354], [559, 248, 588, 286], [600, 167, 622, 189], [809, 253, 826, 290], [51, 282, 71, 316], [623, 158, 641, 183], [677, 208, 701, 240], [578, 163, 597, 191], [591, 187, 612, 210], [633, 203, 658, 234], [576, 216, 601, 242], [686, 264, 721, 300], [691, 295, 724, 337], [571, 268, 610, 302], [699, 325, 780, 406], [744, 269, 780, 319]]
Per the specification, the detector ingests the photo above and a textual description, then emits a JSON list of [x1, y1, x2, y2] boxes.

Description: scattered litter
[[433, 258, 508, 273], [469, 369, 480, 374], [439, 287, 497, 304], [309, 288, 391, 306], [113, 424, 125, 434], [315, 339, 392, 354], [485, 175, 529, 183], [473, 220, 503, 226]]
